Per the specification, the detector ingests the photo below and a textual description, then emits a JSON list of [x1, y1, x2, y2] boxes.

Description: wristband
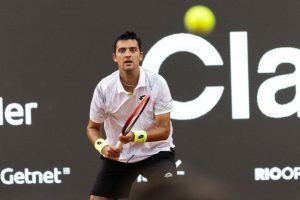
[[133, 130, 147, 143], [94, 138, 108, 154]]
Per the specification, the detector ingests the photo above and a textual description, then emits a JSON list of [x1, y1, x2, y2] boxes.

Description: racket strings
[[122, 95, 150, 135]]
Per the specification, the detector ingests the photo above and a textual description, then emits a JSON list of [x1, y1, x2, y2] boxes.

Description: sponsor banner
[[143, 32, 300, 120], [0, 167, 71, 185], [0, 97, 38, 126], [255, 167, 300, 181]]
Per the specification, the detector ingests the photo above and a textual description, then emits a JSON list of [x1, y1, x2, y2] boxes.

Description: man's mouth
[[124, 60, 133, 64]]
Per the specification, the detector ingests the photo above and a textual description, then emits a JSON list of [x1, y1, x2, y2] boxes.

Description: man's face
[[113, 39, 143, 72]]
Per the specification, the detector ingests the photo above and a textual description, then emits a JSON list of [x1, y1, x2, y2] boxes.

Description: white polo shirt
[[90, 67, 174, 163]]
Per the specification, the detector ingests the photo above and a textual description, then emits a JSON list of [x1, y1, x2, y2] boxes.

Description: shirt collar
[[117, 66, 146, 93]]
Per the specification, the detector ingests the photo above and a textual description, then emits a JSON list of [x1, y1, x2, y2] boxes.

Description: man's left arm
[[119, 112, 171, 143], [144, 112, 170, 141], [119, 75, 172, 144]]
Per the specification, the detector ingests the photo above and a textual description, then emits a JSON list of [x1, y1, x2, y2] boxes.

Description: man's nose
[[124, 49, 132, 57]]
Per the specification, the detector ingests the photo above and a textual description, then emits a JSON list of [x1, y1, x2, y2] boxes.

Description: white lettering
[[143, 33, 224, 120], [281, 167, 294, 180], [0, 98, 3, 125], [14, 171, 25, 184], [230, 32, 250, 119], [0, 97, 38, 126], [24, 168, 33, 184], [1, 168, 14, 185], [255, 167, 300, 181], [269, 167, 281, 180], [144, 32, 300, 120], [0, 167, 65, 185], [294, 167, 300, 180], [25, 103, 38, 125], [53, 168, 62, 184], [32, 171, 43, 184], [5, 103, 24, 125], [43, 171, 54, 184], [257, 48, 300, 118], [254, 168, 266, 181]]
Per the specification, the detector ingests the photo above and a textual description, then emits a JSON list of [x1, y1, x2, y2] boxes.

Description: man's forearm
[[87, 128, 103, 144], [144, 112, 171, 142], [145, 124, 170, 142], [86, 120, 104, 145]]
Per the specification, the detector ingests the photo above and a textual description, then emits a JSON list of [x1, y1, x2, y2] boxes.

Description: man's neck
[[119, 66, 140, 93], [119, 66, 140, 86]]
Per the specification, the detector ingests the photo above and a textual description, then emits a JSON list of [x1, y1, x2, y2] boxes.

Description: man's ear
[[112, 53, 117, 62], [139, 51, 144, 61]]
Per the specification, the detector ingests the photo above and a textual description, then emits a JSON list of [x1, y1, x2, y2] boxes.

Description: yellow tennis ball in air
[[184, 5, 216, 35]]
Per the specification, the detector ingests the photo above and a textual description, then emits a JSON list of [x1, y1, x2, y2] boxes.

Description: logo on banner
[[143, 32, 300, 120], [0, 97, 38, 126], [0, 167, 71, 185], [255, 167, 300, 181]]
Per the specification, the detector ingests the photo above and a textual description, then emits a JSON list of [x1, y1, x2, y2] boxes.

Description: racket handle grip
[[116, 141, 123, 150]]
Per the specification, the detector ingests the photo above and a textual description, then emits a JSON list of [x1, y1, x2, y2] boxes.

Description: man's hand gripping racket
[[116, 95, 150, 150]]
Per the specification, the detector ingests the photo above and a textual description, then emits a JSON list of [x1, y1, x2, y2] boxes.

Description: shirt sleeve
[[89, 83, 107, 123], [153, 75, 173, 115]]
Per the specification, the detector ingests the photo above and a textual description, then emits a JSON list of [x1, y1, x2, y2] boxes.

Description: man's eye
[[129, 47, 137, 53], [118, 48, 126, 53]]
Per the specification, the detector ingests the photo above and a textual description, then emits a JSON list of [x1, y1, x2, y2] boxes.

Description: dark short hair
[[113, 31, 142, 53]]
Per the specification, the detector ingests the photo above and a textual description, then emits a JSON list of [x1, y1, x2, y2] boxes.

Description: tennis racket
[[116, 95, 150, 150]]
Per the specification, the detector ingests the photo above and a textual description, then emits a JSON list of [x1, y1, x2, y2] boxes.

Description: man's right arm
[[86, 120, 121, 160]]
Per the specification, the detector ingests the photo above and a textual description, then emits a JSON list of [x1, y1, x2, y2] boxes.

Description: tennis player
[[87, 31, 176, 200]]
